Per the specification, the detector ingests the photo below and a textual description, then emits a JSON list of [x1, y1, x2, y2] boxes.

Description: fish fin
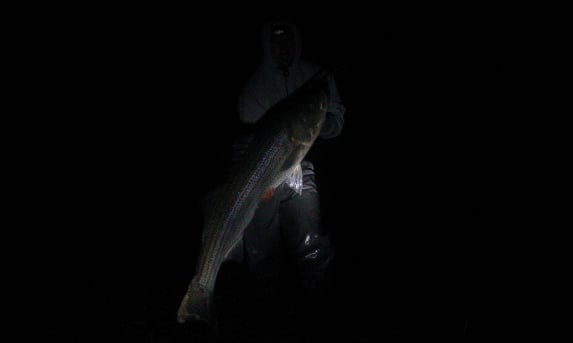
[[285, 163, 303, 195], [177, 278, 213, 324], [261, 187, 275, 202]]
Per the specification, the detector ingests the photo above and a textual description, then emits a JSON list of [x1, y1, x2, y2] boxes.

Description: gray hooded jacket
[[238, 19, 345, 139]]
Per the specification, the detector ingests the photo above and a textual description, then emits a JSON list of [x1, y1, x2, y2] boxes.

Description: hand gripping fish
[[177, 71, 331, 325]]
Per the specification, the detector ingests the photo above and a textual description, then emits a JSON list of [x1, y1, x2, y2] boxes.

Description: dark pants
[[228, 160, 335, 297]]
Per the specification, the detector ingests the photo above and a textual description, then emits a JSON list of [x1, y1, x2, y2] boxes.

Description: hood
[[260, 17, 303, 71]]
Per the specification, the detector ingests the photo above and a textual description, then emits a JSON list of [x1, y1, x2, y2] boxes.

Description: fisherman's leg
[[279, 161, 335, 296], [240, 194, 289, 332], [279, 161, 336, 337], [242, 194, 282, 299]]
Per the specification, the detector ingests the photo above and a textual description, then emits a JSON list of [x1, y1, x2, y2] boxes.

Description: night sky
[[14, 6, 516, 342]]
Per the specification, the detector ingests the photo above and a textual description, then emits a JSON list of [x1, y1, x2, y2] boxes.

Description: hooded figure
[[231, 17, 345, 320], [238, 18, 345, 138]]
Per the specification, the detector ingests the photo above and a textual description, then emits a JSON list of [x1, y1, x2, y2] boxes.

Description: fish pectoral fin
[[290, 136, 313, 147]]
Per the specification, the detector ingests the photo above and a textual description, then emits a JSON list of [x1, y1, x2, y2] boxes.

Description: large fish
[[177, 71, 331, 325]]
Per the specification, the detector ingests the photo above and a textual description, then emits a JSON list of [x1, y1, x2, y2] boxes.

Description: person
[[227, 16, 346, 328]]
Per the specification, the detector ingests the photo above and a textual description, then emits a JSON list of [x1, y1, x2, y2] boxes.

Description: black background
[[11, 4, 522, 342]]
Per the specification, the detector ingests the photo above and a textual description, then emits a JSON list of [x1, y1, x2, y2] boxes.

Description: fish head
[[287, 75, 330, 145]]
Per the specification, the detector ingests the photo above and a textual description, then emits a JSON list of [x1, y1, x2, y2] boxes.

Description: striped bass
[[177, 71, 331, 325]]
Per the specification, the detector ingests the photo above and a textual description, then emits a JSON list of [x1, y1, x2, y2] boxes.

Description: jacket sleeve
[[319, 75, 346, 139], [238, 92, 267, 124], [237, 69, 268, 124]]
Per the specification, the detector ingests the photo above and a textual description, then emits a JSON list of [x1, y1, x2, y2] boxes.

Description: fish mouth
[[177, 304, 210, 324], [176, 282, 213, 324]]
